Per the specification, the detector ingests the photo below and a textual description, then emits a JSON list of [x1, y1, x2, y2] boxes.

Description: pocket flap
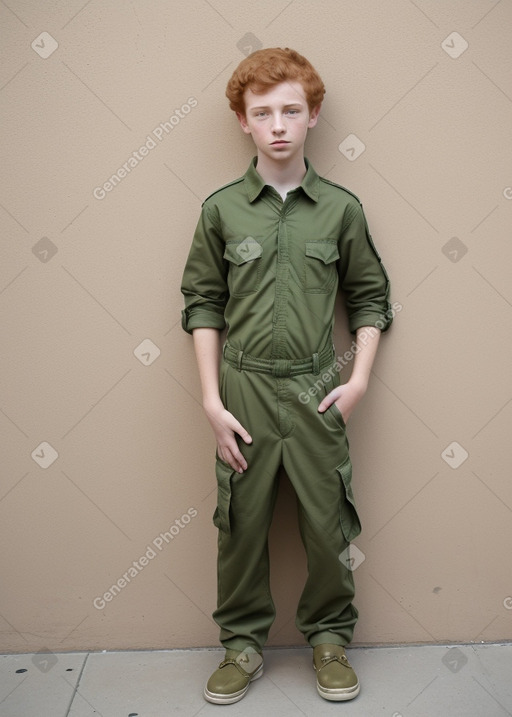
[[336, 457, 362, 543], [213, 457, 234, 534], [305, 241, 339, 264], [337, 457, 356, 505], [224, 239, 262, 266]]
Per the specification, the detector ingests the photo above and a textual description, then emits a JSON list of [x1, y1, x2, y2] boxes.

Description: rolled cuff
[[348, 310, 392, 334], [181, 307, 226, 335]]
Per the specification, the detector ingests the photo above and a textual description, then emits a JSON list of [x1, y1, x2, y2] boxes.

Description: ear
[[307, 103, 321, 129], [236, 111, 252, 134]]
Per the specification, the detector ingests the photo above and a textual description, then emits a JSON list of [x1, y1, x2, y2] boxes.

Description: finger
[[239, 430, 253, 445], [318, 388, 343, 413], [219, 443, 248, 474], [228, 455, 246, 474], [229, 416, 253, 445], [235, 453, 247, 473], [229, 443, 248, 473], [317, 398, 328, 413], [219, 450, 240, 474], [234, 458, 247, 474], [317, 395, 334, 413]]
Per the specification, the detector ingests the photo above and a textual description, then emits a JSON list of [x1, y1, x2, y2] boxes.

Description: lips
[[271, 141, 289, 145]]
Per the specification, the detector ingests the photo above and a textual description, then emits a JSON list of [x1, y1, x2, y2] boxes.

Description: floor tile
[[0, 652, 86, 717], [0, 643, 510, 716]]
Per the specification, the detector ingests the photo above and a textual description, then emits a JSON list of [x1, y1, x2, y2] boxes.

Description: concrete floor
[[0, 643, 511, 716]]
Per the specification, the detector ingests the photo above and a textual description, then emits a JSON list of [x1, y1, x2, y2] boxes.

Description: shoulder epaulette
[[202, 176, 245, 205], [318, 177, 362, 204]]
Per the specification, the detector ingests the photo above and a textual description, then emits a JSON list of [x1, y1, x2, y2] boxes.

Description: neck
[[255, 154, 307, 199]]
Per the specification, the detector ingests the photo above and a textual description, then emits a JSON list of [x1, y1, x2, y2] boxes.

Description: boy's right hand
[[203, 398, 252, 474]]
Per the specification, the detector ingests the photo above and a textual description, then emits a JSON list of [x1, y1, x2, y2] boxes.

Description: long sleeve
[[337, 202, 392, 334], [181, 203, 228, 334]]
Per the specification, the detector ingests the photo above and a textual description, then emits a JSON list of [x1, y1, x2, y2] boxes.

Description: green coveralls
[[181, 158, 392, 652]]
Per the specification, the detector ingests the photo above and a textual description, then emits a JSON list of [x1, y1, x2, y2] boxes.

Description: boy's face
[[236, 81, 320, 164]]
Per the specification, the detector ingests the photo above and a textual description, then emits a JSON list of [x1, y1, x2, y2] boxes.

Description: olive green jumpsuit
[[181, 158, 392, 653]]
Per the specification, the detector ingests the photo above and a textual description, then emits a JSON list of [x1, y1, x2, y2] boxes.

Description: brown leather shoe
[[204, 648, 263, 704], [313, 644, 360, 701]]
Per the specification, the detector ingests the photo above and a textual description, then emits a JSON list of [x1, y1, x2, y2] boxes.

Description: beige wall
[[1, 0, 511, 654]]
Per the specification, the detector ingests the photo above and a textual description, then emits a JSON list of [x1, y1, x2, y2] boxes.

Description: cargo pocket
[[302, 240, 339, 293], [213, 457, 234, 534], [336, 457, 362, 543], [224, 238, 262, 297]]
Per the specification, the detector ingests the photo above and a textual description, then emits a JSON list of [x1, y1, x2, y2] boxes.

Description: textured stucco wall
[[1, 0, 511, 653]]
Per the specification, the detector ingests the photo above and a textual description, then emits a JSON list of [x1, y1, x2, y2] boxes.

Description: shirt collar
[[244, 157, 320, 203]]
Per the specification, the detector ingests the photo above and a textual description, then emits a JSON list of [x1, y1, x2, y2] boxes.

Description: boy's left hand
[[317, 379, 367, 424]]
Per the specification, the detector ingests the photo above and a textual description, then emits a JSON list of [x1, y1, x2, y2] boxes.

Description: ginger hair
[[226, 47, 325, 114]]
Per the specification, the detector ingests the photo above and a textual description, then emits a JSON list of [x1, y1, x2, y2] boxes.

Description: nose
[[271, 112, 285, 134]]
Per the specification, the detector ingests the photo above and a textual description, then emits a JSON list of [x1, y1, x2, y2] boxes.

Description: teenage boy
[[181, 47, 392, 704]]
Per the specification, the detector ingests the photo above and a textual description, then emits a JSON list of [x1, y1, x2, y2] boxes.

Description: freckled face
[[237, 81, 320, 163]]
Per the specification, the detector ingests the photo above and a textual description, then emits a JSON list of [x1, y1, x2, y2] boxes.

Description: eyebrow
[[249, 103, 304, 111]]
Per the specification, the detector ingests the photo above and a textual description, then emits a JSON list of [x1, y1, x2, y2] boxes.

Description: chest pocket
[[224, 238, 262, 298], [302, 240, 339, 293]]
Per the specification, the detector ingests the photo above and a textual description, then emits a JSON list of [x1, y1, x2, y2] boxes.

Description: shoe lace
[[321, 653, 350, 668], [219, 654, 255, 676]]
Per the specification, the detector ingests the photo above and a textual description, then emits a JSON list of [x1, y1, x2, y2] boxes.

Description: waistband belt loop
[[222, 342, 335, 377]]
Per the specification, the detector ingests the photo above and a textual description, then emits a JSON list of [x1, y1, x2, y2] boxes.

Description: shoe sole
[[317, 680, 360, 701], [203, 664, 264, 704]]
